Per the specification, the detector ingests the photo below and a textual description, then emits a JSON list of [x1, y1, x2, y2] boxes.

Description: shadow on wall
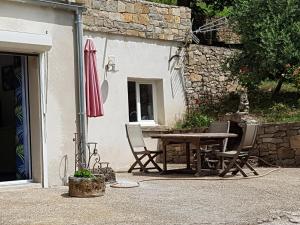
[[59, 155, 68, 186], [169, 47, 186, 99], [0, 1, 73, 27], [101, 79, 109, 103]]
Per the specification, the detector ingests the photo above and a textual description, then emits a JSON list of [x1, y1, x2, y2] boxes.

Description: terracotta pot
[[68, 175, 105, 197]]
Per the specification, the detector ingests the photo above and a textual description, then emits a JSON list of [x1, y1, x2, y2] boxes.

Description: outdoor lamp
[[106, 56, 116, 72]]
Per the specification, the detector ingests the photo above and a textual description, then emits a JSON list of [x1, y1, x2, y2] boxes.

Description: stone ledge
[[142, 125, 170, 132]]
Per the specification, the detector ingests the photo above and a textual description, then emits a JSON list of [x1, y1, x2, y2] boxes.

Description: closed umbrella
[[84, 39, 104, 117]]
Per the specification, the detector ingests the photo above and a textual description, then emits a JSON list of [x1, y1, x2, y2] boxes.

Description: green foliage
[[202, 0, 234, 11], [297, 98, 300, 108], [196, 1, 233, 17], [259, 80, 299, 93], [16, 145, 24, 161], [188, 81, 300, 124], [176, 111, 213, 129], [227, 0, 300, 92], [15, 106, 23, 122], [74, 168, 94, 178], [246, 81, 300, 122], [266, 103, 290, 122]]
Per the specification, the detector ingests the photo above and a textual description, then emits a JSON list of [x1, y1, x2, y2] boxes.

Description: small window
[[128, 81, 137, 122], [128, 81, 156, 124]]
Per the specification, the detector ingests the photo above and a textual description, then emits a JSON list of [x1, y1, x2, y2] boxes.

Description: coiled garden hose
[[110, 156, 281, 188]]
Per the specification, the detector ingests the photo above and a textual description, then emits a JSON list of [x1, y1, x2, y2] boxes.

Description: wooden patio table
[[151, 133, 238, 176]]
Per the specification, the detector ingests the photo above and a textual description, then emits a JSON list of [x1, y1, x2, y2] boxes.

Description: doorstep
[[0, 180, 42, 191]]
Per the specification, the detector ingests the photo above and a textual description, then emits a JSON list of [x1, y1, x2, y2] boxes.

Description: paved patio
[[0, 168, 300, 225]]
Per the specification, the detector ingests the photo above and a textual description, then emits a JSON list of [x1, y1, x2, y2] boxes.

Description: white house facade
[[0, 0, 191, 187]]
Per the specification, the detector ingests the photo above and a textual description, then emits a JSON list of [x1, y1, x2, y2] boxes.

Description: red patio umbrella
[[84, 39, 104, 117]]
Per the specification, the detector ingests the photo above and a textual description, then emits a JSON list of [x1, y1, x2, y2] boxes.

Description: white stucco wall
[[0, 1, 77, 186], [84, 32, 186, 171], [0, 0, 187, 186]]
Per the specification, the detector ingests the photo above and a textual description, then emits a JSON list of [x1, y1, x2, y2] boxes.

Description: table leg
[[220, 139, 225, 170], [162, 141, 167, 173], [220, 157, 224, 170], [195, 147, 202, 176], [186, 142, 190, 169]]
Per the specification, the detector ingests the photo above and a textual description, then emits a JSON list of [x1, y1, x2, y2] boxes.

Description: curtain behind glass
[[15, 56, 30, 180]]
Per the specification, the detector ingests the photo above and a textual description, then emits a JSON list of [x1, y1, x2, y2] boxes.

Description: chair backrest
[[208, 121, 230, 133], [239, 123, 259, 150], [208, 121, 230, 152], [125, 124, 146, 152]]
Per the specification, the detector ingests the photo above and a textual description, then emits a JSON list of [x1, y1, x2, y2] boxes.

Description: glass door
[[15, 56, 31, 180]]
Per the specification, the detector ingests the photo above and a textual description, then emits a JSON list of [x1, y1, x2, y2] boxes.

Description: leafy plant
[[177, 111, 213, 129], [74, 168, 94, 178], [196, 1, 233, 17], [269, 103, 289, 115], [226, 0, 300, 97]]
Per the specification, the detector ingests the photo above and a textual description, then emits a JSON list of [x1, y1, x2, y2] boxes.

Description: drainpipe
[[75, 9, 87, 165]]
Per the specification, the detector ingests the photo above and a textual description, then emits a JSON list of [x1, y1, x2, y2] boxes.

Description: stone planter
[[69, 175, 105, 198]]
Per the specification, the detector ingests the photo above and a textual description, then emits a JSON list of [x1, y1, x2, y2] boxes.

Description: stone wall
[[201, 17, 240, 45], [83, 0, 191, 42], [216, 25, 240, 45], [255, 122, 300, 167], [184, 44, 238, 107], [151, 122, 300, 167]]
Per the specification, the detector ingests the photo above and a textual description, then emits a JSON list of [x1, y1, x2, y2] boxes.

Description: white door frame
[[39, 53, 48, 188], [0, 53, 34, 187]]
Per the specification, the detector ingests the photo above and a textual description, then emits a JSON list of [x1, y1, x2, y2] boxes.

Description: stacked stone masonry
[[184, 44, 238, 107], [254, 122, 300, 167], [83, 0, 191, 42], [203, 17, 240, 45], [216, 24, 240, 44]]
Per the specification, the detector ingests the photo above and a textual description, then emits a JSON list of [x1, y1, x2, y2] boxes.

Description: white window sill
[[128, 121, 158, 127]]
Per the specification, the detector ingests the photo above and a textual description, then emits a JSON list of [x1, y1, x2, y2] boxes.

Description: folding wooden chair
[[125, 124, 162, 173], [217, 123, 259, 177], [207, 120, 230, 150], [194, 121, 230, 169]]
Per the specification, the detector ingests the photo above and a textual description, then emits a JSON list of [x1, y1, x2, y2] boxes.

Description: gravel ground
[[0, 168, 300, 225]]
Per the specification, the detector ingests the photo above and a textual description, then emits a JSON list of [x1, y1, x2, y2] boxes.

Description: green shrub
[[296, 99, 300, 108], [74, 168, 94, 178], [177, 111, 213, 129], [263, 103, 291, 122], [269, 103, 289, 114]]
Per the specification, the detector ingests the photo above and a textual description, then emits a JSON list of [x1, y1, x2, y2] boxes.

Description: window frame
[[128, 80, 157, 126]]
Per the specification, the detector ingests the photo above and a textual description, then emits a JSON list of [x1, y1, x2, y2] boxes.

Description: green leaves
[[74, 168, 94, 178], [227, 0, 300, 92], [196, 1, 233, 17], [16, 145, 24, 161], [176, 111, 213, 129]]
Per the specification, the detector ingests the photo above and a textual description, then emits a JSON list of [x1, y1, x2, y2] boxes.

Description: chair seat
[[217, 151, 238, 157]]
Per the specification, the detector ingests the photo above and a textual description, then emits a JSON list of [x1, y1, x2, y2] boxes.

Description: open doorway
[[0, 53, 31, 182]]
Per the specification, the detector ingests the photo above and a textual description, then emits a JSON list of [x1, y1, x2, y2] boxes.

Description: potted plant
[[69, 168, 105, 197]]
